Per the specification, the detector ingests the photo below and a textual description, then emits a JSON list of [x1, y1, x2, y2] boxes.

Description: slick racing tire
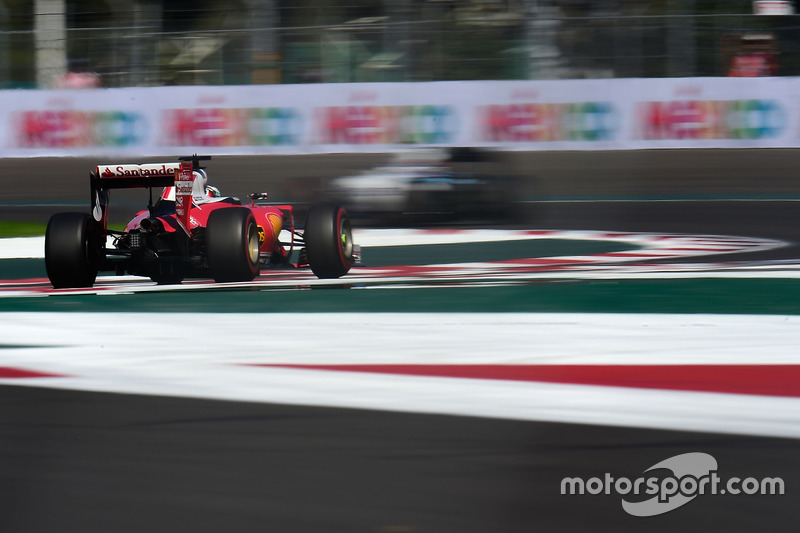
[[207, 207, 261, 283], [45, 212, 102, 289], [304, 203, 354, 279]]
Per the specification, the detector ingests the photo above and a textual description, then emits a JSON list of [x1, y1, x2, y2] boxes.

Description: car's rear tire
[[304, 203, 354, 279], [45, 212, 101, 288], [207, 207, 261, 282]]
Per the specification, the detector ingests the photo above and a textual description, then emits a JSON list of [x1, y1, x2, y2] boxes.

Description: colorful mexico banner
[[1, 77, 798, 157]]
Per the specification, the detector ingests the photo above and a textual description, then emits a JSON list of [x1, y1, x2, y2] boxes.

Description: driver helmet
[[191, 169, 208, 202], [160, 169, 215, 202]]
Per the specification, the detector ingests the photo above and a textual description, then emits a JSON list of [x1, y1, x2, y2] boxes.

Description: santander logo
[[97, 163, 180, 178]]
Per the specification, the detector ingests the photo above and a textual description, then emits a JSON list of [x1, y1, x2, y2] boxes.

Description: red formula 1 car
[[45, 155, 356, 288]]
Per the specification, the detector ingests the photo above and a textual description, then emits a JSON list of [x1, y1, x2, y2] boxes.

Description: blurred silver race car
[[325, 147, 516, 224]]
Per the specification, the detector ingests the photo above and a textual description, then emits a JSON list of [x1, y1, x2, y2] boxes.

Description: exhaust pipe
[[140, 217, 164, 233]]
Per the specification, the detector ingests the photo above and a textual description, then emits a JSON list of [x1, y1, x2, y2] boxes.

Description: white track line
[[0, 312, 799, 438]]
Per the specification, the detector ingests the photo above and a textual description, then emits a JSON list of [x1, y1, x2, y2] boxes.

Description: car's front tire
[[207, 207, 261, 282], [45, 212, 102, 288], [304, 203, 354, 279]]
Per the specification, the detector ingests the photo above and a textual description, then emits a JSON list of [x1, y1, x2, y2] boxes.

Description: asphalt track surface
[[1, 151, 799, 532]]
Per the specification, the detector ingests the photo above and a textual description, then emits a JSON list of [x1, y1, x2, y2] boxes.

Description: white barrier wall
[[1, 77, 798, 157]]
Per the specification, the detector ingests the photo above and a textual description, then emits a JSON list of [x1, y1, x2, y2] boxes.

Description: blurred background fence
[[2, 0, 800, 89]]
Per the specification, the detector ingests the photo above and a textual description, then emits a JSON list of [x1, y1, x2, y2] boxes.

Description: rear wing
[[90, 161, 194, 234], [91, 163, 183, 191]]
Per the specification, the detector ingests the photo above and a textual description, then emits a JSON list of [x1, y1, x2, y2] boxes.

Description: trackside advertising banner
[[1, 77, 799, 157]]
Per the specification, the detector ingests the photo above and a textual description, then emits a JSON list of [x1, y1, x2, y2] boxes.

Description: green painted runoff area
[[0, 259, 47, 280], [0, 279, 799, 314], [352, 239, 637, 266]]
